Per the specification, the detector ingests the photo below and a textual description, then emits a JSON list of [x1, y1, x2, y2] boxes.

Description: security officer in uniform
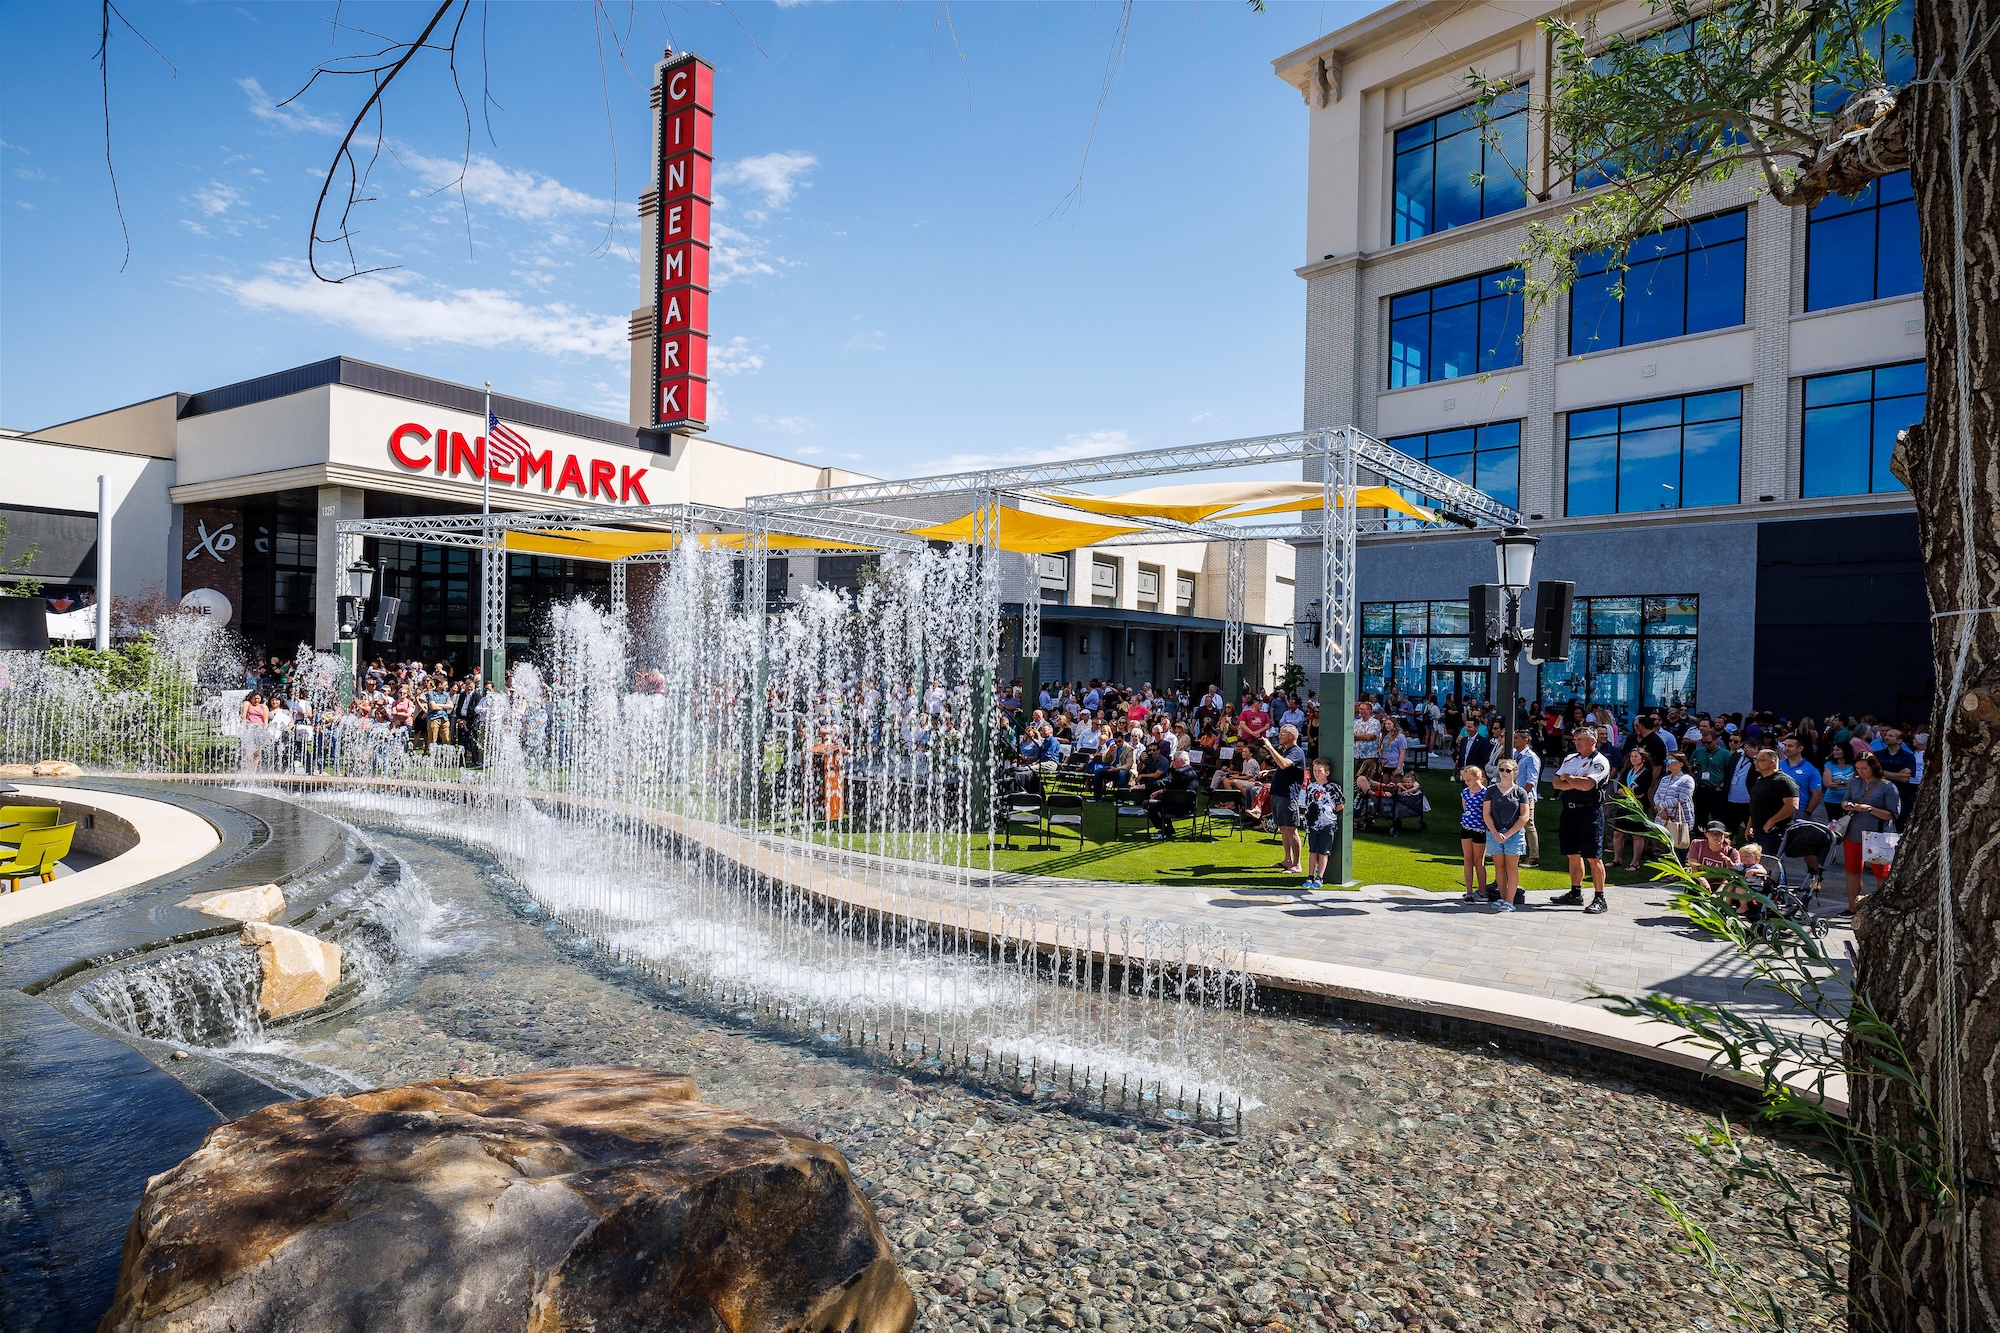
[[1549, 727, 1613, 914]]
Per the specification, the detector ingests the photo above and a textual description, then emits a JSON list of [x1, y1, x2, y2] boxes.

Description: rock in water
[[238, 921, 340, 1018], [97, 1067, 917, 1333], [180, 884, 287, 923], [31, 759, 84, 777]]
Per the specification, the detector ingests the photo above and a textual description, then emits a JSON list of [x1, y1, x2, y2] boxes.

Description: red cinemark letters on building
[[655, 51, 713, 433], [384, 423, 649, 505]]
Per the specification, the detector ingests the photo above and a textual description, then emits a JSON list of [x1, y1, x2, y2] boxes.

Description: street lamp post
[[1490, 527, 1539, 747], [335, 557, 375, 700]]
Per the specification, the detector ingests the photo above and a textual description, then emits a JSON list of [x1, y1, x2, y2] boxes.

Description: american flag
[[487, 412, 531, 470]]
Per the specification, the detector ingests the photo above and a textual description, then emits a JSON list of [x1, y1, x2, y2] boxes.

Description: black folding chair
[[1043, 791, 1087, 848], [1000, 791, 1045, 848]]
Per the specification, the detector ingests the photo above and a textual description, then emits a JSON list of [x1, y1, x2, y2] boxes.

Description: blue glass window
[[1385, 421, 1522, 511], [1816, 0, 1916, 115], [1564, 390, 1741, 516], [1359, 600, 1471, 698], [1392, 91, 1528, 245], [1802, 360, 1924, 497], [1570, 211, 1746, 354], [1388, 270, 1524, 387], [1538, 594, 1699, 710], [1806, 170, 1920, 310]]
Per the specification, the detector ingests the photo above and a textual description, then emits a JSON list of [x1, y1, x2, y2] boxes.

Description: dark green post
[[1221, 662, 1243, 714], [1019, 655, 1039, 717], [1317, 670, 1355, 884], [972, 664, 996, 834]]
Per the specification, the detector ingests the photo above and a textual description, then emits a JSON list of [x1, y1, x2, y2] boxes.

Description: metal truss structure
[[336, 424, 1520, 705]]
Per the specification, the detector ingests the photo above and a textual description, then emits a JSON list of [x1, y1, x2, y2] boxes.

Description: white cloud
[[710, 219, 784, 286], [215, 262, 624, 359], [844, 326, 886, 353], [928, 429, 1137, 472], [709, 335, 765, 376], [181, 218, 210, 235], [793, 444, 824, 456], [754, 414, 814, 435], [14, 164, 49, 182], [400, 150, 610, 222], [192, 181, 246, 216], [1188, 410, 1218, 426], [238, 77, 340, 134], [716, 151, 817, 210]]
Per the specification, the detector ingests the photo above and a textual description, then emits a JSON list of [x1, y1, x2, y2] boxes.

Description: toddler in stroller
[[1751, 820, 1835, 939], [1358, 773, 1428, 836]]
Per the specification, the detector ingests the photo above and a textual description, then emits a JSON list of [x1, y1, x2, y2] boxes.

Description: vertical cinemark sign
[[655, 52, 713, 432]]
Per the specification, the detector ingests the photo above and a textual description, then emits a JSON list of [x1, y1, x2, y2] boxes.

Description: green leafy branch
[[1592, 786, 1952, 1329], [1459, 0, 1911, 320]]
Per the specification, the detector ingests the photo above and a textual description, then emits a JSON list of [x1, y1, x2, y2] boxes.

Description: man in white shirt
[[1548, 728, 1613, 914], [1510, 730, 1542, 869], [1353, 701, 1382, 772]]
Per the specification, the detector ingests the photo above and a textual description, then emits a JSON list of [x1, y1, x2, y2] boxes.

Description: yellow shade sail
[[1218, 486, 1438, 522], [1038, 480, 1326, 523], [504, 528, 882, 560], [504, 529, 681, 561], [910, 507, 1146, 553], [698, 532, 881, 552]]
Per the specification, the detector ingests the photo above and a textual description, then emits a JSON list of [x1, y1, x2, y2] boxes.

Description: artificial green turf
[[825, 770, 1652, 894]]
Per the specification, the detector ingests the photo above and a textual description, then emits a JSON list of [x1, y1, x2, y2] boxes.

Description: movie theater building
[[8, 356, 863, 668], [1273, 0, 1934, 721]]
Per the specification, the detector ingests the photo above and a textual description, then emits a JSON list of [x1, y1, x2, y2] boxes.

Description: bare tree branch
[[93, 0, 175, 274], [302, 0, 461, 283]]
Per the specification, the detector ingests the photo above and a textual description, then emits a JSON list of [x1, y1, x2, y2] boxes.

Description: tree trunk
[[1848, 1, 2000, 1329]]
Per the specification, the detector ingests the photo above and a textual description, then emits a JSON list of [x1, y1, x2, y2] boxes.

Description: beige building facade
[[1272, 1, 1931, 720]]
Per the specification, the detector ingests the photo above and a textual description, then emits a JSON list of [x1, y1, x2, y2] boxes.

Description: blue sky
[[1, 1, 1379, 475]]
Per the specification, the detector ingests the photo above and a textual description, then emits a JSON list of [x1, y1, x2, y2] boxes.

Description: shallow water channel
[[94, 808, 1842, 1333]]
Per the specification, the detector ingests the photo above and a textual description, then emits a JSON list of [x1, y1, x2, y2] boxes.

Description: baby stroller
[[1751, 819, 1835, 939], [1357, 787, 1428, 836]]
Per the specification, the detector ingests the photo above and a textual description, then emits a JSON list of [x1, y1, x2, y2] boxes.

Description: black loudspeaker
[[1530, 580, 1576, 664], [0, 596, 51, 652], [1467, 583, 1504, 658]]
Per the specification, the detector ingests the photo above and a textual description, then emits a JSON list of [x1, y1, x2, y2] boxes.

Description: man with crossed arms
[[1548, 727, 1613, 915]]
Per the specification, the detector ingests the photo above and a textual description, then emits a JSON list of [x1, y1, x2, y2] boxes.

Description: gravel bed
[[260, 823, 1842, 1333]]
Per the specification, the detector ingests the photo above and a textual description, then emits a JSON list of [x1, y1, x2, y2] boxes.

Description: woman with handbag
[[1838, 751, 1900, 912], [1652, 752, 1697, 867]]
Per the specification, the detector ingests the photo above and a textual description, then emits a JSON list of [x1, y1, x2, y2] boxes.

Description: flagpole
[[481, 380, 492, 688]]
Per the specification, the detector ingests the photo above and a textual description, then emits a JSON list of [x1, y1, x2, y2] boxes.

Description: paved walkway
[[966, 868, 1854, 1022]]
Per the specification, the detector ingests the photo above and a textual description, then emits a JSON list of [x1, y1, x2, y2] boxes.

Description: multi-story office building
[[1273, 0, 1932, 721]]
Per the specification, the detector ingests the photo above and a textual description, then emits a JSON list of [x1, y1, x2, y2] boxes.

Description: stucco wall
[[1, 437, 178, 606]]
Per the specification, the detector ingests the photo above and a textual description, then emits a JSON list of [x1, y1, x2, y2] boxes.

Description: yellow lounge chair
[[0, 806, 60, 845], [1, 823, 76, 891]]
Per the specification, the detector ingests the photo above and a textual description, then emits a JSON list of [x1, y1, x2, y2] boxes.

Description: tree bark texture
[[1850, 1, 2000, 1329]]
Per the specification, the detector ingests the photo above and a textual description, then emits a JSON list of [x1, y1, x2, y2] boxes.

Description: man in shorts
[[1257, 724, 1308, 874], [1548, 727, 1613, 914]]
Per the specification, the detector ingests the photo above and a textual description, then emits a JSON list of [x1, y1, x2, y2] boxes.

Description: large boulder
[[31, 759, 84, 777], [98, 1068, 915, 1333], [180, 883, 286, 924], [239, 921, 340, 1018]]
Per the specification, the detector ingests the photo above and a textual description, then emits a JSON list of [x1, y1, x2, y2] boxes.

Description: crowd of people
[[237, 655, 498, 771], [1004, 675, 1927, 917], [1420, 696, 1926, 917]]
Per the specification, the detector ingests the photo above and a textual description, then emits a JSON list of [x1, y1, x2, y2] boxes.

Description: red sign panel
[[655, 53, 713, 432]]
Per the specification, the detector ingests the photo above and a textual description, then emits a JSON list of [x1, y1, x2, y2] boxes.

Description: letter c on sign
[[389, 423, 432, 469], [668, 69, 688, 102]]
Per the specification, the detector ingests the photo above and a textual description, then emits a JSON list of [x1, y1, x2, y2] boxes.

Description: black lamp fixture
[[1294, 599, 1322, 647], [338, 558, 376, 640]]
